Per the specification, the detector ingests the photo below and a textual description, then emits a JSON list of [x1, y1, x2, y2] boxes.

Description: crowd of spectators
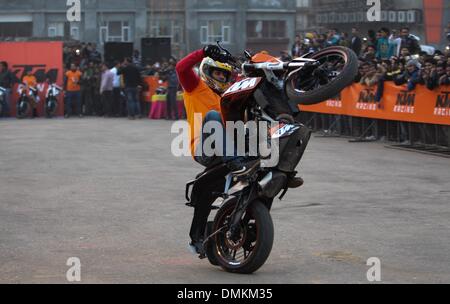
[[291, 24, 450, 92], [60, 43, 180, 120], [291, 23, 450, 145]]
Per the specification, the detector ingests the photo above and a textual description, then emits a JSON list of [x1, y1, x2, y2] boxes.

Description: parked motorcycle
[[0, 86, 5, 116], [16, 85, 38, 119], [45, 83, 62, 118], [185, 43, 358, 274]]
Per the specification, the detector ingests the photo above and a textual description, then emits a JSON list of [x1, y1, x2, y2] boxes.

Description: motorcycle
[[16, 85, 38, 119], [45, 83, 62, 118], [0, 86, 5, 116], [185, 43, 358, 274]]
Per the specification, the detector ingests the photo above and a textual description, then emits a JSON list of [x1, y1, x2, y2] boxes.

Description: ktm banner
[[0, 42, 64, 117], [300, 83, 450, 126]]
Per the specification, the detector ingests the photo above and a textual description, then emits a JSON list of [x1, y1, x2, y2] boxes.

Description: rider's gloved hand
[[203, 45, 223, 62]]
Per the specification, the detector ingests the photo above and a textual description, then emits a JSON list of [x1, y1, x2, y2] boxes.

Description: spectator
[[291, 35, 305, 57], [89, 44, 102, 64], [118, 57, 143, 120], [399, 47, 413, 63], [362, 45, 377, 61], [339, 32, 350, 48], [0, 61, 15, 117], [420, 59, 440, 91], [384, 57, 403, 81], [166, 62, 179, 120], [376, 28, 395, 60], [360, 62, 385, 88], [133, 50, 142, 69], [22, 68, 39, 118], [80, 61, 96, 116], [326, 29, 341, 46], [350, 28, 362, 56], [389, 29, 402, 57], [65, 63, 83, 118], [110, 61, 123, 117], [100, 63, 115, 118], [400, 27, 421, 55], [439, 65, 450, 86], [395, 60, 421, 91]]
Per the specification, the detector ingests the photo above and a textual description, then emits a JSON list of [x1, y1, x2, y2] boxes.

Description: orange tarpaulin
[[300, 83, 450, 126], [0, 42, 64, 117]]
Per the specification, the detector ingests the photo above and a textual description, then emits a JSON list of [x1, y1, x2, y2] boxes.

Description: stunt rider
[[176, 45, 304, 256]]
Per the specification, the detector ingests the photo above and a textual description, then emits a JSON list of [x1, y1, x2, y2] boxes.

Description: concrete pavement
[[0, 118, 449, 283]]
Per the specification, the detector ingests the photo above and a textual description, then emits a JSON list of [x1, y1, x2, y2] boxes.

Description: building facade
[[0, 0, 297, 58], [311, 0, 450, 48]]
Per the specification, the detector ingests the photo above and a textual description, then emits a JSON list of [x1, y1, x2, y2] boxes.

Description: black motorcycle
[[45, 83, 62, 118], [0, 86, 5, 115], [185, 43, 358, 274]]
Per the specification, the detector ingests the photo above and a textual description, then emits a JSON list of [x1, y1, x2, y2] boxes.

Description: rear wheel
[[285, 46, 358, 105], [212, 199, 274, 274]]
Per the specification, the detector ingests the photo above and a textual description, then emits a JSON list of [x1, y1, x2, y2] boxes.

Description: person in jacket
[[395, 60, 422, 91]]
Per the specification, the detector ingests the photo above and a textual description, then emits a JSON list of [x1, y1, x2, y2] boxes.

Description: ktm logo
[[396, 90, 415, 106], [394, 91, 415, 114], [11, 64, 59, 84], [434, 91, 450, 116], [356, 89, 378, 110]]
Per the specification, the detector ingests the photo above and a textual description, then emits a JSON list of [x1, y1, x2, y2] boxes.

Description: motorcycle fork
[[228, 184, 258, 241]]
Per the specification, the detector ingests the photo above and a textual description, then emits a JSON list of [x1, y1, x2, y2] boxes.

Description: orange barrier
[[0, 42, 64, 117], [300, 83, 450, 126]]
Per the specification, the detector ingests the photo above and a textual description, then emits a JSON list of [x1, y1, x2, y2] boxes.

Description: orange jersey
[[22, 75, 37, 88], [183, 80, 221, 157], [66, 70, 82, 92]]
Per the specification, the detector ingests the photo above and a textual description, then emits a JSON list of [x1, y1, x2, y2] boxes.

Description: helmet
[[199, 57, 233, 93]]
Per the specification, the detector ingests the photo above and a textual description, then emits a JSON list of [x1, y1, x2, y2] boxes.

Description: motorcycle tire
[[46, 101, 57, 118], [285, 46, 358, 106], [16, 101, 30, 119], [212, 199, 274, 274], [205, 222, 220, 266]]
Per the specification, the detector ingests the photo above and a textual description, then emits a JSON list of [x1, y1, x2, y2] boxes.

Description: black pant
[[112, 88, 121, 117], [81, 87, 94, 115], [166, 88, 178, 120], [101, 91, 113, 117]]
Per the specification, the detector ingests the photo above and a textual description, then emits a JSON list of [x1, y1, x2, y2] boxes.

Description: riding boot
[[32, 108, 38, 118]]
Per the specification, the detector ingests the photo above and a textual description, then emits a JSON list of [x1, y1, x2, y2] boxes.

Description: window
[[247, 20, 286, 39], [70, 26, 79, 40], [48, 23, 65, 37], [99, 21, 131, 44], [0, 22, 32, 37], [200, 20, 231, 44], [150, 19, 184, 45]]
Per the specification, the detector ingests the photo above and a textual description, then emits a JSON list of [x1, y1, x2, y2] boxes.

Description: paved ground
[[0, 118, 449, 284]]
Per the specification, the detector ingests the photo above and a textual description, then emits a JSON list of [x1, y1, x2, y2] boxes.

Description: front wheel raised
[[212, 200, 274, 274], [285, 46, 358, 105]]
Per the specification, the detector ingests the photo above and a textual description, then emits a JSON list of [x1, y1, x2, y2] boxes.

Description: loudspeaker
[[141, 38, 172, 65], [104, 42, 134, 64]]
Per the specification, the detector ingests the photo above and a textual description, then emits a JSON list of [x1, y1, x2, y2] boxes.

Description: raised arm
[[176, 49, 205, 93]]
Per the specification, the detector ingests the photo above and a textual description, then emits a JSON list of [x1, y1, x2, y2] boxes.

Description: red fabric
[[176, 49, 205, 93]]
